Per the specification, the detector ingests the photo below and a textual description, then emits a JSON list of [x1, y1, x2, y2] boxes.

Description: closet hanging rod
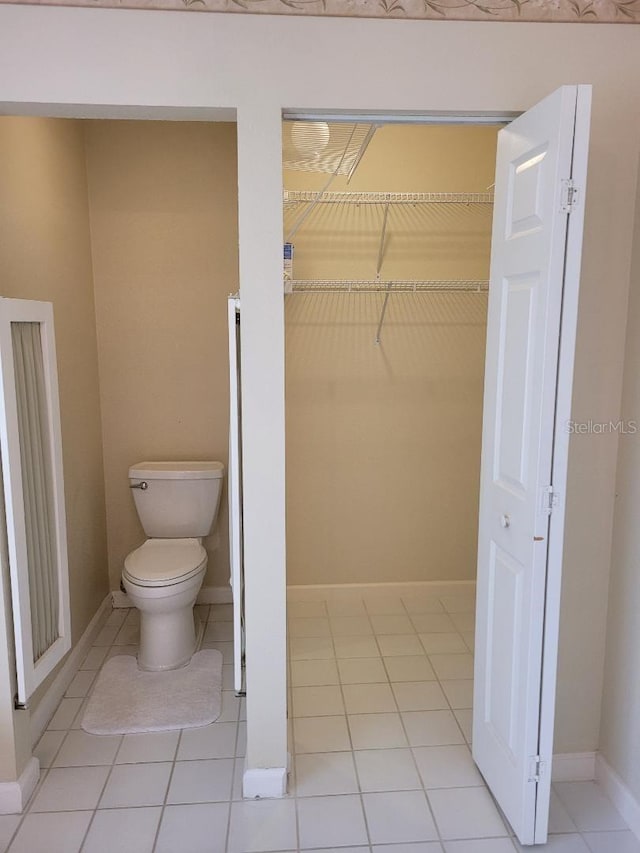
[[289, 279, 489, 293], [283, 191, 494, 205]]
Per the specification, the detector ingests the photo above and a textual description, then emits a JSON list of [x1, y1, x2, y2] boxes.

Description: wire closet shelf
[[283, 190, 495, 206], [289, 280, 489, 293], [283, 188, 493, 343]]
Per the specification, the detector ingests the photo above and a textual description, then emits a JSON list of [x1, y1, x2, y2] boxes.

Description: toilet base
[[123, 566, 206, 672], [138, 605, 197, 671]]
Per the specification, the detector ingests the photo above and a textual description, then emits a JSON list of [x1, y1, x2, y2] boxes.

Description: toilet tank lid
[[129, 461, 225, 480]]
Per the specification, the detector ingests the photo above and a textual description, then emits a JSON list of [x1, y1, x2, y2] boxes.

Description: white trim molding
[[549, 742, 640, 846], [195, 585, 233, 605], [551, 752, 596, 782], [286, 580, 476, 602], [110, 589, 131, 609], [596, 754, 640, 841], [1, 0, 638, 25], [242, 766, 288, 799], [0, 756, 39, 815], [30, 594, 111, 745]]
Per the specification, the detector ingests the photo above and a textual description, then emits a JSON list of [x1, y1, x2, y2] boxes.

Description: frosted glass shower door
[[0, 298, 71, 706]]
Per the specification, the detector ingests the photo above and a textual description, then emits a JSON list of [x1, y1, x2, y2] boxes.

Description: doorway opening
[[283, 117, 502, 838], [280, 88, 590, 846]]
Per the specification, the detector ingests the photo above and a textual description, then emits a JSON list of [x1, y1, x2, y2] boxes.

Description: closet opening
[[283, 117, 499, 776]]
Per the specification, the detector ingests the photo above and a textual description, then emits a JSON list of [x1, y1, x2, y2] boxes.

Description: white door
[[228, 296, 245, 695], [473, 85, 591, 845]]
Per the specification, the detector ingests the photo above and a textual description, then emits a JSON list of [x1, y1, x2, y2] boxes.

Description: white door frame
[[534, 85, 591, 842]]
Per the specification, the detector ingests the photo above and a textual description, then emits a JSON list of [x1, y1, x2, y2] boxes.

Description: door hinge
[[560, 178, 578, 213], [541, 485, 559, 515], [528, 755, 545, 783]]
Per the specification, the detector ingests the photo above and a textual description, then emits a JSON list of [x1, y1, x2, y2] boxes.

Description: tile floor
[[1, 593, 638, 853]]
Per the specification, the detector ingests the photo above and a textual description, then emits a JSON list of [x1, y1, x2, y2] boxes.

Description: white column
[[236, 104, 288, 796]]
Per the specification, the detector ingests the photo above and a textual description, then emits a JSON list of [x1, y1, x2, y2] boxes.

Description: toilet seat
[[123, 538, 207, 588]]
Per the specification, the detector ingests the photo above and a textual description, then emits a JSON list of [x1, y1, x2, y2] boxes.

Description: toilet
[[123, 461, 225, 671]]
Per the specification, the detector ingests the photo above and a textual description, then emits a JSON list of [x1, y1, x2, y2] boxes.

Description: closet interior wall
[[285, 125, 498, 586]]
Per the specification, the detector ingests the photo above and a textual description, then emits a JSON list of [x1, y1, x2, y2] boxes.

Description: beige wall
[[285, 125, 496, 585], [598, 159, 640, 800], [0, 118, 109, 641], [0, 117, 109, 775], [85, 121, 238, 591]]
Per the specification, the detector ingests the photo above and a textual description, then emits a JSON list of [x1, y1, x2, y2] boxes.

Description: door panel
[[495, 275, 538, 491], [485, 544, 522, 748], [507, 146, 548, 239], [473, 85, 590, 845]]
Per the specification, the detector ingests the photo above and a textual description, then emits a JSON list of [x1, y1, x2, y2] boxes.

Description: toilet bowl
[[123, 539, 208, 671], [123, 461, 224, 671]]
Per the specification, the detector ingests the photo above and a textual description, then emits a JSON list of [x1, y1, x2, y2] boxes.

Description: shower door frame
[[0, 298, 71, 707]]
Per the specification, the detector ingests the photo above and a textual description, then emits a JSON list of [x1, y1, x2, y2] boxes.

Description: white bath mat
[[81, 649, 223, 735]]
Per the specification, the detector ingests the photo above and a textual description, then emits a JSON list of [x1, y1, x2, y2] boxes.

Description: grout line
[[326, 600, 372, 853], [226, 761, 240, 843], [223, 694, 244, 851], [292, 762, 302, 851], [77, 635, 122, 852], [373, 598, 445, 850], [40, 727, 71, 772], [150, 728, 184, 852], [23, 767, 50, 816]]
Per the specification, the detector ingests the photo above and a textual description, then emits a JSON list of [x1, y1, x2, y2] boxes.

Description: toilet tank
[[129, 461, 224, 539]]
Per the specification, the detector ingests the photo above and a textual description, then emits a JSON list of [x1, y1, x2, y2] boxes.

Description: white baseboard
[[197, 585, 233, 605], [30, 595, 111, 745], [110, 589, 130, 609], [0, 757, 39, 815], [551, 752, 596, 782], [596, 753, 640, 840], [286, 580, 476, 601], [243, 766, 288, 799], [112, 585, 232, 609]]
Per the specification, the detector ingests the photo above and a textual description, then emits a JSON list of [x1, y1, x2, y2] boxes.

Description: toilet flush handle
[[130, 481, 148, 490]]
